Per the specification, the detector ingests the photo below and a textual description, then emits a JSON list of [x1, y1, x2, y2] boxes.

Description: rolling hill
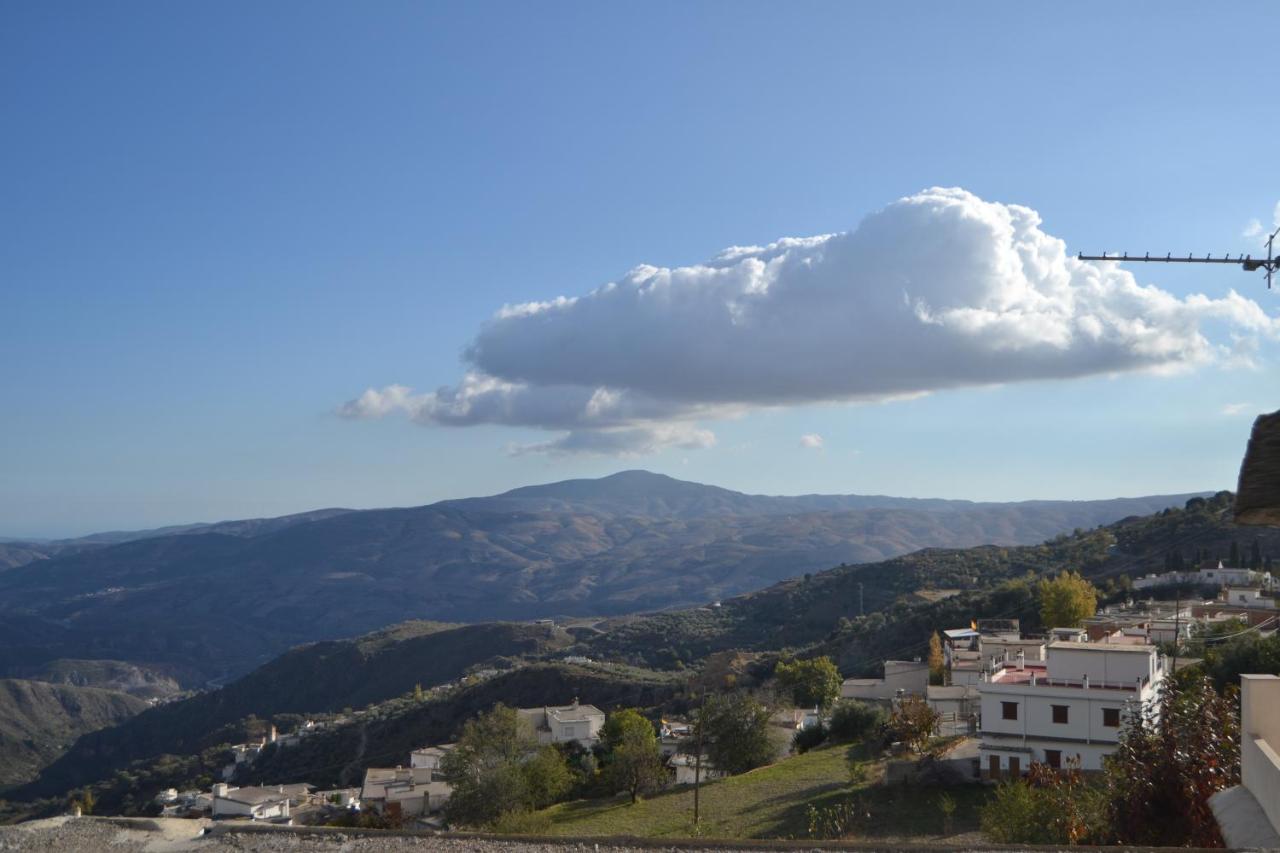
[[0, 471, 1206, 683], [0, 679, 148, 787]]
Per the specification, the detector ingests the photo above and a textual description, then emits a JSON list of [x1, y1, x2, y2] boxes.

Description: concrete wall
[[1242, 675, 1280, 837], [1045, 646, 1158, 686]]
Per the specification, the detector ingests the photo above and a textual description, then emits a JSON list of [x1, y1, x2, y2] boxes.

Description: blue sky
[[2, 2, 1278, 537]]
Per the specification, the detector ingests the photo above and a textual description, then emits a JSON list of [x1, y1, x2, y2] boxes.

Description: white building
[[978, 640, 1166, 776], [211, 783, 292, 820], [670, 753, 726, 785], [841, 660, 929, 701], [1221, 586, 1276, 609], [1210, 674, 1280, 848], [361, 766, 451, 817], [517, 699, 605, 746], [409, 744, 455, 770]]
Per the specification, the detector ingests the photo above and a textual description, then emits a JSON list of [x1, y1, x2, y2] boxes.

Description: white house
[[978, 640, 1165, 776], [1210, 674, 1280, 849], [841, 660, 929, 701], [361, 766, 451, 817], [1221, 586, 1276, 609], [670, 753, 726, 785], [211, 783, 292, 821], [1199, 564, 1262, 587], [409, 743, 455, 770], [979, 636, 1046, 666], [517, 699, 605, 746]]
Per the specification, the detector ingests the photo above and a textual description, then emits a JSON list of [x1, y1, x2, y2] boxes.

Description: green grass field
[[541, 745, 993, 841]]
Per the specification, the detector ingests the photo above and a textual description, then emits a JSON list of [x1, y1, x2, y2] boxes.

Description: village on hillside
[[139, 561, 1279, 847]]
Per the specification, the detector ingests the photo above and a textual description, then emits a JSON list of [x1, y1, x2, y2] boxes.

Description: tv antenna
[[1077, 224, 1279, 289]]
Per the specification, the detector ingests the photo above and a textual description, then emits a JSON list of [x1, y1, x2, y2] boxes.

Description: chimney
[[1030, 671, 1037, 686], [1016, 650, 1025, 672], [572, 696, 579, 709], [1082, 674, 1090, 690], [213, 783, 229, 799]]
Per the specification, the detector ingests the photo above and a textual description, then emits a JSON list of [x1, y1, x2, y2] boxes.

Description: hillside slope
[[0, 679, 147, 787], [15, 621, 571, 797], [0, 472, 1204, 681]]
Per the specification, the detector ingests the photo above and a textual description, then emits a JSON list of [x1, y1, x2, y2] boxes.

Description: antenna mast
[[1077, 224, 1280, 289]]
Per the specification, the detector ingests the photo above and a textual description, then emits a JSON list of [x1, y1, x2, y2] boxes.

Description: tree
[[600, 709, 666, 803], [981, 760, 1104, 845], [1229, 540, 1241, 567], [1250, 539, 1263, 570], [521, 745, 573, 809], [888, 695, 939, 753], [927, 632, 946, 686], [774, 656, 842, 710], [1102, 674, 1240, 847], [699, 693, 777, 776], [1038, 571, 1098, 629], [440, 703, 537, 826], [826, 699, 886, 744]]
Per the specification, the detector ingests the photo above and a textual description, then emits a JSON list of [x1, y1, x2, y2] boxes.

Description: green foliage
[[937, 792, 956, 835], [489, 808, 553, 834], [774, 656, 841, 710], [700, 693, 777, 776], [441, 703, 538, 827], [826, 700, 885, 745], [791, 723, 827, 754], [1038, 571, 1098, 629], [522, 746, 573, 809], [980, 762, 1105, 845], [1203, 632, 1280, 690], [888, 696, 939, 753], [1102, 674, 1240, 847], [600, 709, 666, 803], [806, 796, 869, 839]]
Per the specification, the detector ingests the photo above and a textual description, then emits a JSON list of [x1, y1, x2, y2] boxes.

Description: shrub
[[827, 700, 886, 744], [792, 723, 828, 754], [489, 809, 552, 835]]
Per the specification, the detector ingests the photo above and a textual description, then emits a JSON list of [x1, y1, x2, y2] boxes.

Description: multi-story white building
[[517, 699, 605, 746], [978, 640, 1166, 776]]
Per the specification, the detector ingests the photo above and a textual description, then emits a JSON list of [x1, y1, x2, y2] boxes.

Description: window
[[1001, 701, 1018, 720], [1051, 704, 1069, 724], [1102, 707, 1121, 727], [564, 725, 576, 738], [1044, 749, 1061, 769]]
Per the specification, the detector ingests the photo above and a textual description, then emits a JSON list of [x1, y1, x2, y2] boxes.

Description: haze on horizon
[[3, 2, 1278, 538]]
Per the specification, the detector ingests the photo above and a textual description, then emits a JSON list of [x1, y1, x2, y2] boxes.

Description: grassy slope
[[543, 745, 991, 841]]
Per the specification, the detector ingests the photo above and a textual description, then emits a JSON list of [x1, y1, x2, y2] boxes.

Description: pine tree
[[1229, 541, 1241, 567], [1250, 540, 1263, 570]]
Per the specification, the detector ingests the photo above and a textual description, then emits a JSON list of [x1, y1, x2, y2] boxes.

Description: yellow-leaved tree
[[1038, 571, 1098, 629]]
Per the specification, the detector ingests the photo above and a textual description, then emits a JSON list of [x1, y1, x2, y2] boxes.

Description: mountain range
[[0, 470, 1206, 683]]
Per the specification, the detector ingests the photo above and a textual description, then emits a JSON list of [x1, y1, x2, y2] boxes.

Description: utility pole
[[692, 685, 707, 828], [858, 582, 864, 617], [1077, 223, 1280, 289]]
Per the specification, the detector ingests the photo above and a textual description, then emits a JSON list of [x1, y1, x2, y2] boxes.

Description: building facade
[[978, 641, 1165, 775]]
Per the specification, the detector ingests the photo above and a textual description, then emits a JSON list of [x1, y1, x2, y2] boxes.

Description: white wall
[[1242, 675, 1280, 837], [1045, 646, 1158, 686]]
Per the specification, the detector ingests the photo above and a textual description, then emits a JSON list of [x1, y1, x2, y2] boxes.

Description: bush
[[792, 723, 828, 754], [827, 700, 886, 744], [489, 809, 552, 835]]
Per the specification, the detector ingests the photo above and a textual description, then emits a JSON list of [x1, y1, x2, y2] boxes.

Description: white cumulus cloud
[[1221, 402, 1252, 417], [341, 187, 1279, 455], [800, 433, 824, 450]]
